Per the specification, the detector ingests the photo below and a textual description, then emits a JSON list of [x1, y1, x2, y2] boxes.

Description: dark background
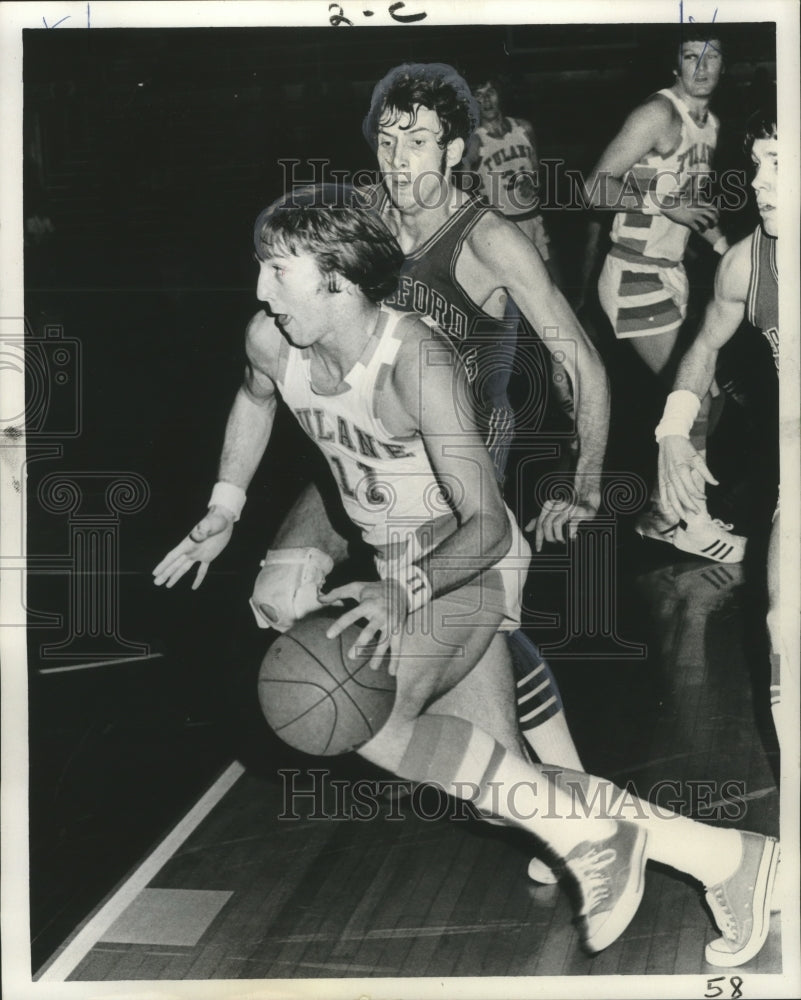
[[22, 22, 778, 973]]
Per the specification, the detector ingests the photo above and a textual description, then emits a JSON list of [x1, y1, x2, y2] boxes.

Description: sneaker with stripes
[[673, 513, 746, 564]]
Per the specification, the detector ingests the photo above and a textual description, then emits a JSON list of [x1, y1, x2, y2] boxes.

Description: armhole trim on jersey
[[448, 204, 511, 323], [768, 233, 778, 283], [370, 312, 420, 443], [650, 90, 685, 160], [746, 228, 760, 326]]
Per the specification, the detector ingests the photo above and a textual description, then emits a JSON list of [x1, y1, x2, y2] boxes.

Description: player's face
[[676, 40, 723, 98], [751, 137, 778, 237], [474, 83, 501, 121], [376, 104, 462, 213], [256, 249, 332, 344]]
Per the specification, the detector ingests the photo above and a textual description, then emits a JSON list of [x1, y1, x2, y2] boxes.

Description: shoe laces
[[572, 844, 616, 914], [710, 518, 734, 532], [708, 885, 739, 940]]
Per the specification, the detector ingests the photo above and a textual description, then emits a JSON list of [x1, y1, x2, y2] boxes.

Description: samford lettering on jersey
[[293, 407, 414, 461], [386, 274, 468, 341]]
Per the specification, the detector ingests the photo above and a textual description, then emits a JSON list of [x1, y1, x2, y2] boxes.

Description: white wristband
[[392, 565, 432, 615], [655, 390, 702, 442], [713, 236, 729, 256], [208, 481, 246, 521]]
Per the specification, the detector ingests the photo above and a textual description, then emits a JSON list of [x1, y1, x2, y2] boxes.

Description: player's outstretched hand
[[152, 508, 234, 590], [658, 435, 718, 522], [526, 493, 600, 552], [661, 203, 719, 233], [320, 579, 407, 675]]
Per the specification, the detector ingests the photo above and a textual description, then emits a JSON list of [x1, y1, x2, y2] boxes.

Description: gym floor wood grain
[[37, 544, 782, 983]]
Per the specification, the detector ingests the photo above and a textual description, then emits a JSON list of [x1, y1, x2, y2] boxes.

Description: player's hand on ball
[[658, 435, 718, 522], [526, 492, 600, 551], [152, 508, 234, 590], [320, 579, 407, 675]]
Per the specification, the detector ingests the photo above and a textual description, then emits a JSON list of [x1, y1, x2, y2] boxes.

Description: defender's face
[[256, 249, 331, 345], [676, 40, 723, 98], [474, 83, 501, 121], [751, 137, 778, 237], [376, 104, 460, 213]]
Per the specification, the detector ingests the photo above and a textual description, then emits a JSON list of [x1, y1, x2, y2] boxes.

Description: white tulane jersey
[[474, 118, 540, 219], [609, 88, 719, 264], [274, 304, 459, 556]]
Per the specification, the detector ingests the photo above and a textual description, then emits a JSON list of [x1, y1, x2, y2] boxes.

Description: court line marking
[[38, 653, 164, 674], [36, 759, 245, 983], [262, 919, 532, 945]]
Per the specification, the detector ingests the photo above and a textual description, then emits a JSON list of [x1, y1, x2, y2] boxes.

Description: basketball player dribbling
[[163, 63, 601, 806], [154, 187, 778, 965], [587, 27, 747, 563], [656, 109, 786, 753]]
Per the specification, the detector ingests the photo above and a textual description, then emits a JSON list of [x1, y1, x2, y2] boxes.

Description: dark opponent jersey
[[745, 225, 779, 372]]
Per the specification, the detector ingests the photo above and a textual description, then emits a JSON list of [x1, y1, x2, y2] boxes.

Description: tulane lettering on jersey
[[276, 305, 462, 547], [386, 275, 468, 341], [675, 142, 715, 173], [483, 142, 533, 170], [294, 407, 413, 461]]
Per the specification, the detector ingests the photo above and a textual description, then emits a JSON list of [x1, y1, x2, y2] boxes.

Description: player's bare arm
[[460, 213, 610, 546], [152, 311, 281, 590], [217, 312, 281, 490], [657, 237, 751, 521], [323, 321, 511, 668]]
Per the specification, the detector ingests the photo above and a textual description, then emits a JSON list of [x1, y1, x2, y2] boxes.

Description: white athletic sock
[[610, 785, 742, 887], [522, 713, 584, 770]]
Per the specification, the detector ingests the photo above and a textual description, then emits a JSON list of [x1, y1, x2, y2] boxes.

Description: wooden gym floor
[[33, 537, 783, 984]]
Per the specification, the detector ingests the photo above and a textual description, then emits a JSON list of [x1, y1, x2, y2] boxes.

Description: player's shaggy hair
[[673, 25, 725, 70], [362, 62, 480, 151], [744, 104, 778, 153], [254, 185, 404, 303]]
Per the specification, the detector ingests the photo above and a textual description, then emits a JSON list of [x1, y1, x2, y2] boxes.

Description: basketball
[[258, 608, 397, 756]]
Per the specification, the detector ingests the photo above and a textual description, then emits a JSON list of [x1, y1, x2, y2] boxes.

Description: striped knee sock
[[508, 629, 562, 728], [508, 630, 583, 769], [396, 714, 613, 855]]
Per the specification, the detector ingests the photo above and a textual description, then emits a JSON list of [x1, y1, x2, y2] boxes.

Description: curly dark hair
[[253, 184, 403, 303], [673, 24, 725, 70], [362, 62, 480, 151], [744, 103, 778, 154]]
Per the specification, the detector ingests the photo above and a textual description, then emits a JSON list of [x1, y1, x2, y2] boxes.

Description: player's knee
[[249, 547, 333, 632]]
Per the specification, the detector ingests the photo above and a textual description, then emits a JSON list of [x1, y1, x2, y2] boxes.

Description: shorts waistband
[[609, 244, 682, 269]]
